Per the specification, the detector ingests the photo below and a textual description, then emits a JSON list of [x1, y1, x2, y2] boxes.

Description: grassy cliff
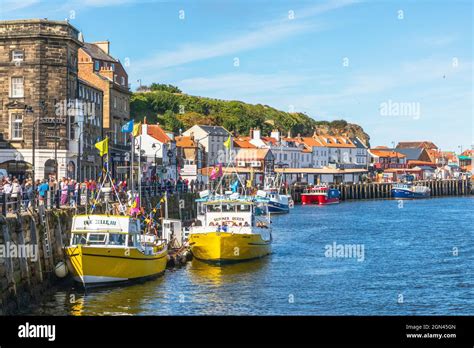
[[130, 87, 370, 146]]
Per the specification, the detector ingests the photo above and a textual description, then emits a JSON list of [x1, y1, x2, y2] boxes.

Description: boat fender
[[55, 261, 68, 278]]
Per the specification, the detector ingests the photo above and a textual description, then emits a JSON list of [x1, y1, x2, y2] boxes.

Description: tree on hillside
[[150, 83, 182, 93], [161, 110, 184, 134]]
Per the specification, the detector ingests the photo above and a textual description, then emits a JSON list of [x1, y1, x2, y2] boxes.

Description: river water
[[32, 196, 473, 315]]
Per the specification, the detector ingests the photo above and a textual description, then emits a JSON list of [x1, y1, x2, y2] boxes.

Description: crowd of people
[[0, 174, 206, 212]]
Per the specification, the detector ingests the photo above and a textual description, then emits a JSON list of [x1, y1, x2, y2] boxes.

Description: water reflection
[[64, 276, 168, 316], [188, 258, 270, 286]]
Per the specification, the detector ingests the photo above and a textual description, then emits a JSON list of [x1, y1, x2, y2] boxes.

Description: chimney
[[249, 128, 254, 139], [287, 129, 292, 138], [190, 131, 194, 141], [270, 129, 280, 142], [94, 41, 110, 54], [253, 128, 261, 140], [142, 123, 147, 135]]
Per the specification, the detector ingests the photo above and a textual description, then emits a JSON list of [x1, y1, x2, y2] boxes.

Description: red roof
[[233, 137, 256, 148], [147, 124, 171, 144], [175, 136, 196, 147]]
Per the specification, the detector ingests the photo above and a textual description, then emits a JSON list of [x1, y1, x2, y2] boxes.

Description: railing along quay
[[0, 181, 203, 217], [290, 178, 472, 203]]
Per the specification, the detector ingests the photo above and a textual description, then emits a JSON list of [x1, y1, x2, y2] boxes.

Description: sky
[[1, 0, 472, 151]]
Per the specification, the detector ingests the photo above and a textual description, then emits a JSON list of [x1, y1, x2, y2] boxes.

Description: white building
[[313, 135, 368, 169], [136, 123, 177, 180], [182, 125, 232, 166]]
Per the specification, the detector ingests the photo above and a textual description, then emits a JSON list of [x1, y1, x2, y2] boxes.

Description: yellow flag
[[95, 137, 109, 157], [132, 122, 142, 136], [223, 135, 231, 149]]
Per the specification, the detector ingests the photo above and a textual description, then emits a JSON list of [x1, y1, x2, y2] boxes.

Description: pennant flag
[[121, 119, 134, 133], [217, 163, 223, 178], [223, 135, 232, 149], [246, 167, 254, 188], [231, 180, 239, 193], [132, 122, 142, 136], [94, 137, 109, 157]]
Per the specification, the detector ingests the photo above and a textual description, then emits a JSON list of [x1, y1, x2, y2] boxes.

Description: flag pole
[[138, 133, 142, 207], [131, 133, 134, 198]]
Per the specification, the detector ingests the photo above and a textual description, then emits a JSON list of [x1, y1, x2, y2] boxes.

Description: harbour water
[[32, 197, 473, 316]]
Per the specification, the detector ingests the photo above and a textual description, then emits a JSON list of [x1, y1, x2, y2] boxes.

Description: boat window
[[222, 204, 235, 212], [87, 233, 107, 245], [208, 204, 222, 213], [237, 204, 251, 212], [72, 233, 87, 245], [127, 234, 138, 247], [108, 233, 126, 246]]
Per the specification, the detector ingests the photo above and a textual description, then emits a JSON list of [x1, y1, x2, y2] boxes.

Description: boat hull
[[391, 189, 430, 199], [189, 232, 271, 263], [301, 194, 340, 205], [267, 200, 290, 214], [65, 245, 168, 287]]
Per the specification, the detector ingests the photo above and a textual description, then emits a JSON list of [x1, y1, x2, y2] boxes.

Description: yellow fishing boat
[[66, 214, 168, 287], [188, 191, 272, 263]]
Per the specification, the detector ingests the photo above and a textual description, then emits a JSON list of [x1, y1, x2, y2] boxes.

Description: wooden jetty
[[291, 178, 472, 202]]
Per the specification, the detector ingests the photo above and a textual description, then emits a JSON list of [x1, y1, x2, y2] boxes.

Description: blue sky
[[2, 0, 472, 151]]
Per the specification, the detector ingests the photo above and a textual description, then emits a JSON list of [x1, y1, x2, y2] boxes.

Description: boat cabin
[[70, 215, 141, 248]]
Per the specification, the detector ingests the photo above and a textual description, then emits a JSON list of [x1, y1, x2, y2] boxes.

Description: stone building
[[75, 79, 103, 180], [0, 19, 83, 180], [78, 41, 131, 177]]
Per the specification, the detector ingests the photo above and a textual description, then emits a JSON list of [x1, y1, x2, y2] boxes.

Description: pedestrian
[[11, 179, 21, 211], [60, 177, 69, 206], [37, 179, 49, 205]]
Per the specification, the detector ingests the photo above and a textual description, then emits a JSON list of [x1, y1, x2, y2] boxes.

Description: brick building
[[0, 19, 84, 180], [78, 41, 131, 177]]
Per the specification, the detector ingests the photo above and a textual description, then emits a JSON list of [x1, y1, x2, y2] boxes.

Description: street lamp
[[25, 105, 35, 183], [73, 122, 84, 182], [152, 143, 162, 178]]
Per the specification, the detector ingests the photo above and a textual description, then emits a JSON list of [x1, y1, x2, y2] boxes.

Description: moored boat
[[65, 214, 168, 287], [301, 185, 341, 205], [263, 175, 293, 214], [188, 191, 272, 263], [391, 183, 430, 199], [266, 189, 291, 214]]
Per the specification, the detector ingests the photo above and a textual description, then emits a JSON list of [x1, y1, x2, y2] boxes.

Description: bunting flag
[[231, 180, 239, 193], [246, 167, 254, 188], [94, 137, 109, 157], [121, 119, 134, 133], [223, 135, 232, 149], [132, 122, 142, 136], [210, 167, 217, 180]]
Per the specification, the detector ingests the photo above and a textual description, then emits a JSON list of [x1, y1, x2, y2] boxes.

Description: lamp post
[[73, 123, 84, 182], [152, 143, 162, 179], [25, 105, 35, 184]]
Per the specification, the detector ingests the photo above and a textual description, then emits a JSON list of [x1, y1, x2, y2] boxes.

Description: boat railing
[[190, 225, 254, 234]]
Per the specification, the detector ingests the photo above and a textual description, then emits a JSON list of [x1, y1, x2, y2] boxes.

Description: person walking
[[60, 177, 69, 206]]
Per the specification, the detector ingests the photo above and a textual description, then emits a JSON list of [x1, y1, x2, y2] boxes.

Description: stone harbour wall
[[0, 208, 73, 315]]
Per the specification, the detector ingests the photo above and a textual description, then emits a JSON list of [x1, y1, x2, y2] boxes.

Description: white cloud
[[132, 21, 322, 72]]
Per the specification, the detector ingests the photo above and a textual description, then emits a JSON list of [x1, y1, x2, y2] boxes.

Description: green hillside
[[130, 84, 370, 145]]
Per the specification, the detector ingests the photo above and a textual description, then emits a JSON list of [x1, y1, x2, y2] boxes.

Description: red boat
[[301, 185, 341, 205]]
